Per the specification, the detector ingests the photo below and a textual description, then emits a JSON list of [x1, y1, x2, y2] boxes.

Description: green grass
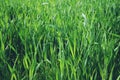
[[0, 0, 120, 80]]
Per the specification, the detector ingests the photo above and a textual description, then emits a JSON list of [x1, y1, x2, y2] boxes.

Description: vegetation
[[0, 0, 120, 80]]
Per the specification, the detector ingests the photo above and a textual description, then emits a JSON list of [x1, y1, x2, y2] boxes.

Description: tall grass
[[0, 0, 120, 80]]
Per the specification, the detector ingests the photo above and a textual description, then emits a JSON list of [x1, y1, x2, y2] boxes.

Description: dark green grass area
[[0, 0, 120, 80]]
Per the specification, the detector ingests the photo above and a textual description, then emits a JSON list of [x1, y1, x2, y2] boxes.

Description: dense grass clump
[[0, 0, 120, 80]]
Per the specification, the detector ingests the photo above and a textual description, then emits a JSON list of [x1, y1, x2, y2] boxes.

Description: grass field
[[0, 0, 120, 80]]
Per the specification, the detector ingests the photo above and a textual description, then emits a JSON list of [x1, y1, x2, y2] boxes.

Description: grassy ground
[[0, 0, 120, 80]]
